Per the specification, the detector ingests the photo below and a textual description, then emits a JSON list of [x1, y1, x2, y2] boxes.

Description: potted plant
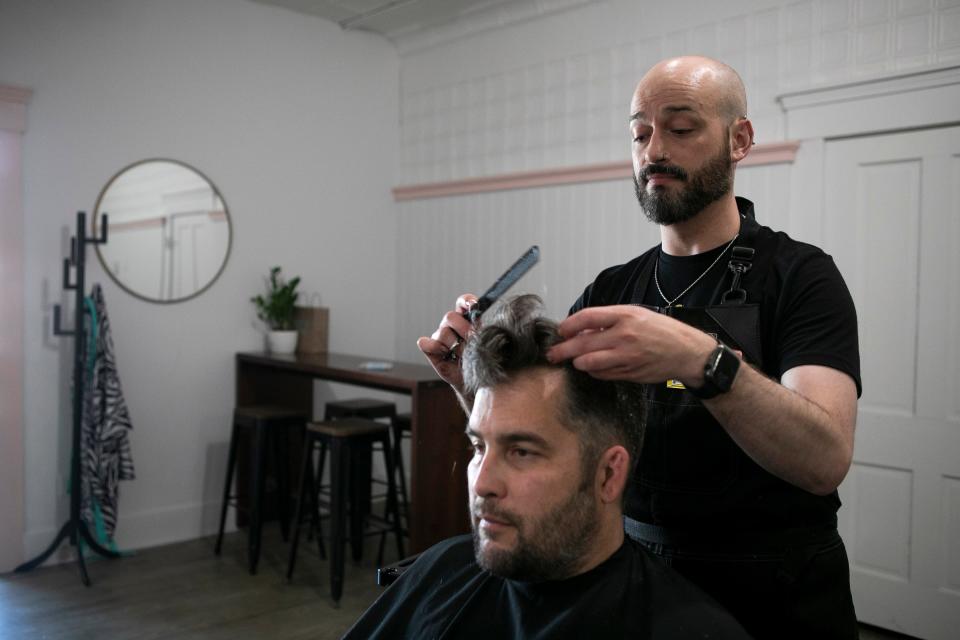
[[251, 266, 301, 354]]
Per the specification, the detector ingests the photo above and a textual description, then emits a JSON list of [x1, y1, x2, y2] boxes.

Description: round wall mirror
[[93, 159, 233, 303]]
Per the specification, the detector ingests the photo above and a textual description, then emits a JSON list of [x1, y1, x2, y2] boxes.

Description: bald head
[[633, 56, 747, 125]]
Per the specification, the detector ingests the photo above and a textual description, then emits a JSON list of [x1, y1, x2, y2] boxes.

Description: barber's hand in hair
[[417, 294, 478, 391], [547, 305, 716, 386]]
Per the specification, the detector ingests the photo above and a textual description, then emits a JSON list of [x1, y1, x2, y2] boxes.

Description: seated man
[[344, 295, 750, 639]]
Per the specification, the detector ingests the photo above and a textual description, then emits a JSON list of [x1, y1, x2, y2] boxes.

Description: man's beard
[[633, 141, 733, 225], [471, 479, 599, 582]]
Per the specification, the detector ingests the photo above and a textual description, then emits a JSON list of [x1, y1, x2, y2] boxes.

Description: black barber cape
[[342, 535, 751, 639]]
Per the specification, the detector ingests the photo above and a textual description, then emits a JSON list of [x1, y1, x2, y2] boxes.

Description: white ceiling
[[249, 0, 596, 44]]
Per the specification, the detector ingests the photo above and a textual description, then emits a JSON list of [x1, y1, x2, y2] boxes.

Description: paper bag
[[294, 306, 329, 354]]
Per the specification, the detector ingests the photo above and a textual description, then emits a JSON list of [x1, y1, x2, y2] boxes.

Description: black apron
[[626, 214, 763, 526], [619, 214, 858, 639]]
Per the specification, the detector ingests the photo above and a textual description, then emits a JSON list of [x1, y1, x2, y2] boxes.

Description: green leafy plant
[[251, 266, 301, 331]]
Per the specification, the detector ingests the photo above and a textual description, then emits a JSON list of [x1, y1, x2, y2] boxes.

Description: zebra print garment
[[80, 284, 135, 538]]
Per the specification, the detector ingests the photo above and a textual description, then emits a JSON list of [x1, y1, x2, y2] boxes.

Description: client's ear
[[597, 445, 630, 504]]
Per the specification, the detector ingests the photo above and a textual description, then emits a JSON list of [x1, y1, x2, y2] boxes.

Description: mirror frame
[[93, 158, 234, 304]]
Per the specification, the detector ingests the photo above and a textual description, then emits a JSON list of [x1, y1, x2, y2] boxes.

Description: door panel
[[848, 463, 913, 580], [850, 158, 920, 415]]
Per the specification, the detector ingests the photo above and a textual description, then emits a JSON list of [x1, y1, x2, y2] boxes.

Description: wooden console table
[[235, 351, 469, 553]]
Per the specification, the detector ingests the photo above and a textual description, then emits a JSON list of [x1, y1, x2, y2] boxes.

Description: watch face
[[691, 344, 741, 399], [709, 345, 740, 393]]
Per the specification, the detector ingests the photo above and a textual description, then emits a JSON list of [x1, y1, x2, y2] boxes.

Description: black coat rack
[[15, 210, 121, 586]]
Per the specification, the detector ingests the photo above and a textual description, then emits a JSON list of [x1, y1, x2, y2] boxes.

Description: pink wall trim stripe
[[393, 141, 800, 202], [0, 85, 32, 104]]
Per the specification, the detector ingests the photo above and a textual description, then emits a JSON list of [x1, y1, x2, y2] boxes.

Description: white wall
[[0, 87, 30, 573], [0, 0, 399, 557], [392, 0, 960, 362]]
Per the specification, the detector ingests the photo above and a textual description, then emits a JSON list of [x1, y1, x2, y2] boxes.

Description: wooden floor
[[0, 527, 394, 640], [1, 527, 917, 640]]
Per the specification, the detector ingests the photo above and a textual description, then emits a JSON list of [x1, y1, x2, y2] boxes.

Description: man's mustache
[[472, 500, 517, 527], [638, 163, 688, 182]]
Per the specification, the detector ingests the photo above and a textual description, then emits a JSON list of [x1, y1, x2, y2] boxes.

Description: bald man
[[420, 56, 860, 638]]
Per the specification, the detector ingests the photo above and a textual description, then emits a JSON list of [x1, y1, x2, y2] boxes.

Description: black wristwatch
[[688, 342, 740, 400]]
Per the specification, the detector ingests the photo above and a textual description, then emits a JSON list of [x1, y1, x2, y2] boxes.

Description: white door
[[824, 126, 960, 640]]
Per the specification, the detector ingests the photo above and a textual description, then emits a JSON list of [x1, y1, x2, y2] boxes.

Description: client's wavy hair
[[462, 294, 645, 483]]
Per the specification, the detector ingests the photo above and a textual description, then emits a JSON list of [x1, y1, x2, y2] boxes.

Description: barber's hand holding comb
[[417, 245, 540, 403], [417, 293, 478, 394]]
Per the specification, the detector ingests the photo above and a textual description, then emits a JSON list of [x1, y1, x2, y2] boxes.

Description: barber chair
[[377, 553, 421, 587]]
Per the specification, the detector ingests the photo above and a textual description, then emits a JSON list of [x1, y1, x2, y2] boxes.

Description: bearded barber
[[419, 56, 861, 639]]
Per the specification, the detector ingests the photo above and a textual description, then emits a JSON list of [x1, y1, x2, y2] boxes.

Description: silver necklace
[[654, 234, 739, 307]]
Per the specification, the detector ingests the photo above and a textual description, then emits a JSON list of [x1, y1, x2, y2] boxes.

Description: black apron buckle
[[721, 246, 755, 305]]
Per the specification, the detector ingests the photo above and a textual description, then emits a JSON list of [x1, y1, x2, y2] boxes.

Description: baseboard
[[21, 501, 232, 568], [18, 489, 409, 571]]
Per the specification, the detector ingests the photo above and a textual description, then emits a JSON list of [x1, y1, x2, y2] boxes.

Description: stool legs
[[382, 435, 406, 563], [391, 422, 411, 533], [349, 441, 371, 563], [288, 434, 325, 583], [249, 424, 268, 575], [330, 437, 348, 606], [307, 440, 328, 544], [288, 425, 406, 606], [274, 427, 291, 542], [215, 412, 303, 576], [215, 424, 240, 556], [308, 445, 327, 560]]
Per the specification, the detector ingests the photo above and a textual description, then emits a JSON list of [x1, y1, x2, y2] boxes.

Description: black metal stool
[[287, 418, 405, 605], [214, 405, 306, 575], [320, 398, 400, 539]]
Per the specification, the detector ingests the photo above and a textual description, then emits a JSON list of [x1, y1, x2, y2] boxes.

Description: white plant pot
[[266, 330, 298, 354]]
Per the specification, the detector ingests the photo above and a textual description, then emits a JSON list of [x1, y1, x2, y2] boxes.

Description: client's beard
[[471, 483, 599, 583]]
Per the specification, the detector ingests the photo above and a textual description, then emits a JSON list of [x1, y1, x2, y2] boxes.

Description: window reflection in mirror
[[94, 159, 232, 303]]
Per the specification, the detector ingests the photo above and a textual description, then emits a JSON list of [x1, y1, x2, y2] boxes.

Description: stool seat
[[309, 418, 389, 438], [234, 405, 306, 426], [324, 398, 396, 423]]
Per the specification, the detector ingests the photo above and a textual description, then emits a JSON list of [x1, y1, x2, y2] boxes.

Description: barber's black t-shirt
[[342, 535, 751, 639], [569, 198, 861, 530]]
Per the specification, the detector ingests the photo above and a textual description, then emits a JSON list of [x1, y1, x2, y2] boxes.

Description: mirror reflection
[[94, 159, 232, 303]]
